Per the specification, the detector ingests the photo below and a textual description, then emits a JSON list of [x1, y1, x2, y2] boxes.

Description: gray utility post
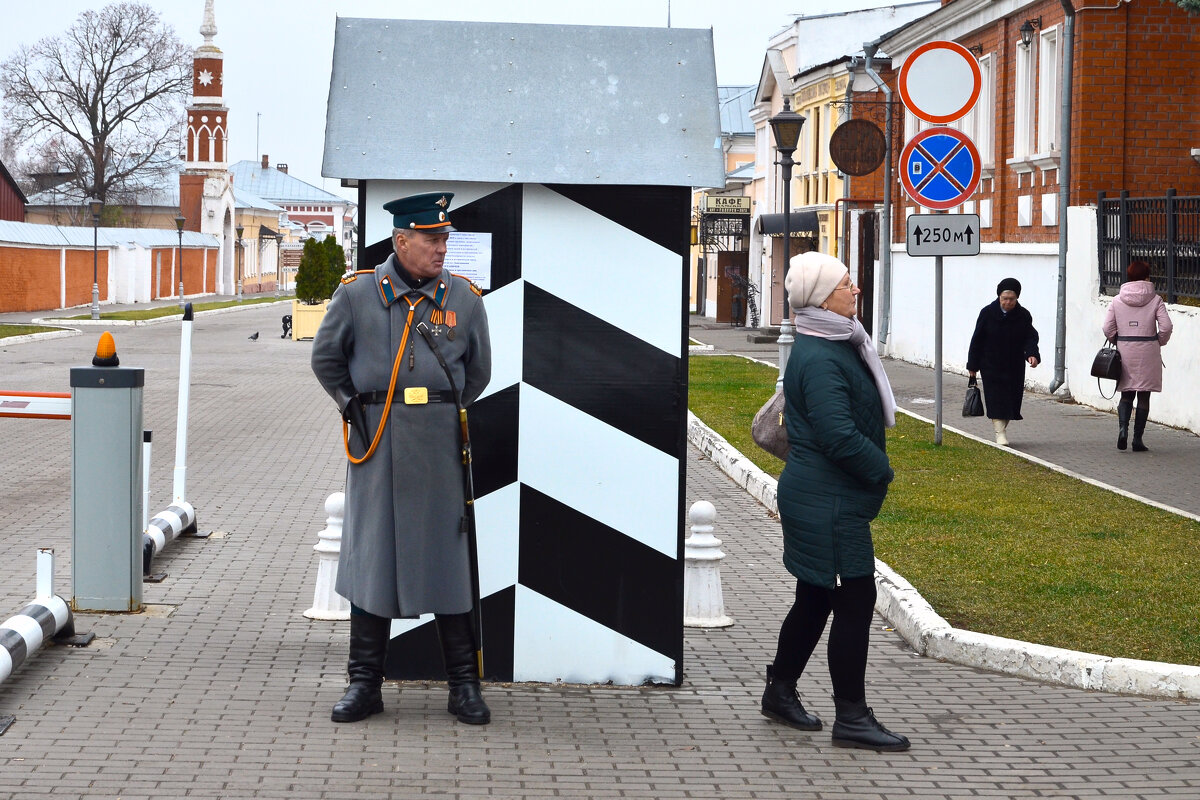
[[70, 338, 144, 612]]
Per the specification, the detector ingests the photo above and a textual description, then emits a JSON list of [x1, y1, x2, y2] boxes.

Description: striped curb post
[[143, 305, 205, 579], [0, 550, 90, 694]]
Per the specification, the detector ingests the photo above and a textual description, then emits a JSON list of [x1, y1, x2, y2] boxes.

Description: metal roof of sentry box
[[322, 18, 725, 188]]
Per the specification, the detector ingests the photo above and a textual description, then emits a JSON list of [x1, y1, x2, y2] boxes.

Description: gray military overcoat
[[311, 253, 491, 618]]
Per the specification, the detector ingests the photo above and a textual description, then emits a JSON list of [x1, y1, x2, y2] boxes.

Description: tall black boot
[[831, 696, 910, 752], [761, 664, 822, 730], [1132, 403, 1150, 452], [436, 612, 491, 725], [1116, 398, 1132, 451], [331, 611, 389, 723]]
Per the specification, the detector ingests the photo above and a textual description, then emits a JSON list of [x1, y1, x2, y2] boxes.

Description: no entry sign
[[898, 40, 981, 124], [899, 127, 981, 211]]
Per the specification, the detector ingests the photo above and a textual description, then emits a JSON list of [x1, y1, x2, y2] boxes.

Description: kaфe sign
[[898, 40, 982, 257]]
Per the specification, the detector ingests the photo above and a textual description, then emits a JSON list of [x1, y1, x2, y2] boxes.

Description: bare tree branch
[[0, 1, 191, 208]]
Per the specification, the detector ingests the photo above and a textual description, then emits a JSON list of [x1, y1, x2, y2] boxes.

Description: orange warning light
[[92, 331, 120, 367]]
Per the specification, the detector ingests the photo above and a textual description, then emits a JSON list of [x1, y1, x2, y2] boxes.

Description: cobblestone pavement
[[0, 306, 1196, 799]]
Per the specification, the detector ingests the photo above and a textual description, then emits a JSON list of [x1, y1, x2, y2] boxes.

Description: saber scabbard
[[416, 322, 484, 678]]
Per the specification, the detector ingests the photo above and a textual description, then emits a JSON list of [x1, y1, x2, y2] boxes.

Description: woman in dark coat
[[761, 251, 909, 752], [966, 278, 1040, 446]]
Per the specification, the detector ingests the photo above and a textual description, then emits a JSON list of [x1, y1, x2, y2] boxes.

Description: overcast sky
[[4, 1, 895, 200]]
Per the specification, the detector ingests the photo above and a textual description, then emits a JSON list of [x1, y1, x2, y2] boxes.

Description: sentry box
[[70, 332, 145, 612]]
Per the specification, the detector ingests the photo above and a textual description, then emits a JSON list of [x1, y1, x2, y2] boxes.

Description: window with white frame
[[1037, 27, 1061, 154], [756, 123, 768, 176], [1013, 38, 1036, 159], [808, 106, 820, 168], [821, 102, 832, 168], [973, 55, 995, 166]]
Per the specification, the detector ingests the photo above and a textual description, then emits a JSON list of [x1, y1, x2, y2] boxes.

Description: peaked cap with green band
[[384, 192, 457, 232]]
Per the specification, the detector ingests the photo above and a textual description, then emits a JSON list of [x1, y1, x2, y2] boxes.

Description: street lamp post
[[89, 200, 104, 320], [769, 97, 806, 390], [175, 215, 186, 310], [235, 224, 244, 302]]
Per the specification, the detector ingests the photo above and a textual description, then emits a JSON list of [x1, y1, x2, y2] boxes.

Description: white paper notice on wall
[[445, 232, 493, 290]]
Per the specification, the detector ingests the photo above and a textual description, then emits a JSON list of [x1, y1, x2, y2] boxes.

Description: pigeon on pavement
[[248, 332, 259, 340]]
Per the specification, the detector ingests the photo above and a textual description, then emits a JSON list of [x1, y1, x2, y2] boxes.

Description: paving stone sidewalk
[[0, 306, 1196, 799]]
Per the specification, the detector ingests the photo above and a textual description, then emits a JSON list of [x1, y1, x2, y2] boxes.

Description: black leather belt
[[359, 389, 456, 405], [1115, 335, 1159, 341]]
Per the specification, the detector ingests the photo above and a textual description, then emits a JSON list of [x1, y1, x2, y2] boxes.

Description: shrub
[[294, 235, 344, 304]]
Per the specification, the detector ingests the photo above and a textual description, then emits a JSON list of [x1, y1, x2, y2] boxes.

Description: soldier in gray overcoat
[[311, 192, 492, 725]]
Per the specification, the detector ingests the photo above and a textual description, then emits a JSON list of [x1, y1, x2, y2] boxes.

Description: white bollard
[[684, 500, 733, 628], [304, 492, 349, 620]]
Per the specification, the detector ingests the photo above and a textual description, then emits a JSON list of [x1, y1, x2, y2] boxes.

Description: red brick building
[[0, 159, 27, 222]]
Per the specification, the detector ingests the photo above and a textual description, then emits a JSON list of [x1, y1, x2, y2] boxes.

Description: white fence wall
[[878, 206, 1200, 435]]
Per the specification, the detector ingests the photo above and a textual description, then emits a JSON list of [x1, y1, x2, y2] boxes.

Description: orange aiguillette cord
[[343, 296, 425, 464]]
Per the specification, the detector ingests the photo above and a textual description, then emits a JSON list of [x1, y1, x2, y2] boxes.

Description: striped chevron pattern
[[0, 596, 71, 685], [364, 182, 689, 685]]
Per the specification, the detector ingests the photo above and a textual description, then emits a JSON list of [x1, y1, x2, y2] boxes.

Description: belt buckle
[[403, 387, 429, 405]]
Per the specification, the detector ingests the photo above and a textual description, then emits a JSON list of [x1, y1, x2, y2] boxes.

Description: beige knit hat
[[785, 251, 849, 310]]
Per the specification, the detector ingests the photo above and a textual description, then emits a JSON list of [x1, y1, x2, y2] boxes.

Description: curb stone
[[686, 410, 1200, 700]]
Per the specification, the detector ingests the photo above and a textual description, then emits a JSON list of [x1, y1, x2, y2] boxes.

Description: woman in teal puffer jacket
[[759, 251, 909, 752]]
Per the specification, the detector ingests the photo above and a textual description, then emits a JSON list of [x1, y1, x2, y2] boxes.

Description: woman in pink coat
[[1101, 261, 1173, 452]]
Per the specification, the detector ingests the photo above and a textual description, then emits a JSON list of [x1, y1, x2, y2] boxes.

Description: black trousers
[[772, 576, 877, 702]]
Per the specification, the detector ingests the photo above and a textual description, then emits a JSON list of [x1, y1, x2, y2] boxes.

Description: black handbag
[[1090, 341, 1122, 381], [962, 375, 984, 417], [1091, 339, 1122, 399]]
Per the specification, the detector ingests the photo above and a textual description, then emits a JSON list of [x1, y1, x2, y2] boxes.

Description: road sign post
[[898, 40, 983, 445]]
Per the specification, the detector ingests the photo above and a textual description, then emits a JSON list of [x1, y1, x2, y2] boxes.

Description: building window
[[1013, 38, 1036, 159], [963, 54, 996, 169], [1037, 27, 1061, 154]]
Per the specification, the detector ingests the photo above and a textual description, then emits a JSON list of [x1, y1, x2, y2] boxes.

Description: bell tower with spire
[[186, 0, 228, 168], [179, 0, 236, 293]]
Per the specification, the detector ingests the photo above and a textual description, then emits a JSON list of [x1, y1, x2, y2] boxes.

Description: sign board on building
[[906, 214, 981, 257], [829, 119, 887, 176], [704, 196, 751, 215]]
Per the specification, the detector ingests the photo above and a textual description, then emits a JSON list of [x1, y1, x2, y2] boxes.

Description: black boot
[[760, 665, 822, 730], [436, 612, 491, 725], [331, 611, 390, 723], [831, 696, 910, 752], [1116, 398, 1132, 451], [1132, 404, 1150, 452]]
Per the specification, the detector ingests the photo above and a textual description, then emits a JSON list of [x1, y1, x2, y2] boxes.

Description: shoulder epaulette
[[450, 272, 483, 297], [340, 269, 373, 285]]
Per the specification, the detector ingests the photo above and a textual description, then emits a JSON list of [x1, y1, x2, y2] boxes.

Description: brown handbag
[[751, 389, 789, 460]]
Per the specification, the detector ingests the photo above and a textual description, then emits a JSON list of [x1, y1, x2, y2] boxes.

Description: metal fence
[[1097, 189, 1200, 302]]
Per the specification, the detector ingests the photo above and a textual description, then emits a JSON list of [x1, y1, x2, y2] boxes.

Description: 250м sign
[[905, 213, 980, 257]]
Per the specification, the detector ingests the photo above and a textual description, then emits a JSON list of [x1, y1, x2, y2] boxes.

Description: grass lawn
[[689, 354, 1200, 666], [62, 295, 290, 321], [0, 324, 69, 340]]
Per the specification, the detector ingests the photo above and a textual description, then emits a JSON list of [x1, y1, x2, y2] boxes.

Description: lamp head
[[769, 97, 806, 156], [174, 215, 186, 232], [1020, 17, 1041, 48]]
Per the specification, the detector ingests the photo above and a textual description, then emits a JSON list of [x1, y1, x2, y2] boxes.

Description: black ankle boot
[[1132, 404, 1150, 452], [1117, 399, 1132, 451], [760, 665, 821, 730], [831, 696, 910, 751], [331, 612, 390, 723], [436, 612, 491, 725]]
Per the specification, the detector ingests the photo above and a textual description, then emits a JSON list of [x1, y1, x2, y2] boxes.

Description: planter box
[[292, 299, 329, 340]]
